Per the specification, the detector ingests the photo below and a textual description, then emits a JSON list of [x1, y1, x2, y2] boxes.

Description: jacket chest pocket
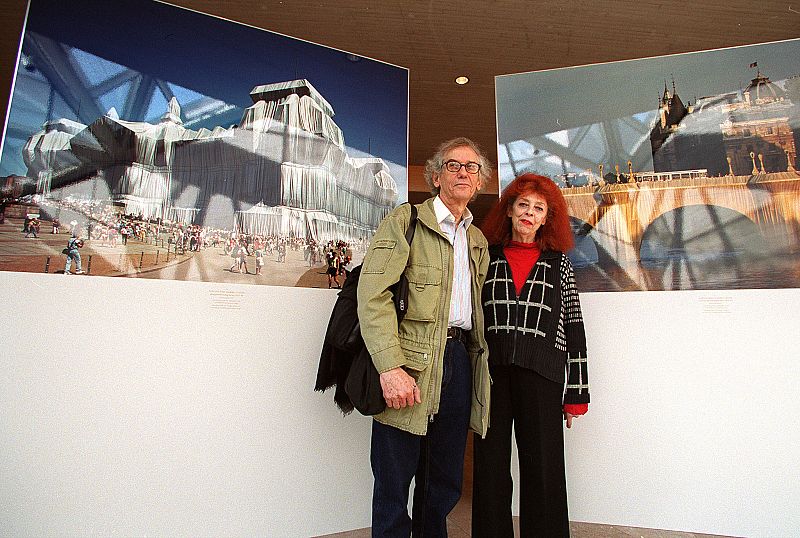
[[404, 264, 442, 322], [362, 239, 397, 274]]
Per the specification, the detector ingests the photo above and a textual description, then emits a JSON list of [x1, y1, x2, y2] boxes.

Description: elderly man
[[357, 137, 492, 537]]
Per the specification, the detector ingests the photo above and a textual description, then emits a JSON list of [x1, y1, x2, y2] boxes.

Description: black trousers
[[472, 364, 570, 538]]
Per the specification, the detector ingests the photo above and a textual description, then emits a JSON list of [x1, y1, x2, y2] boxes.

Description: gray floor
[[317, 438, 738, 538], [318, 491, 738, 538]]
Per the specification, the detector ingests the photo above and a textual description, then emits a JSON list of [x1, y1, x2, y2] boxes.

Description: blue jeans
[[371, 339, 471, 538], [65, 250, 81, 273]]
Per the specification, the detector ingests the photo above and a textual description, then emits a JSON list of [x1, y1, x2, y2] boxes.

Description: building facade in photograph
[[650, 70, 798, 176], [22, 79, 399, 244]]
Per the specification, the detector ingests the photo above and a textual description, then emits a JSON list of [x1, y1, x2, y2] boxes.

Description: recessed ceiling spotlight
[[455, 76, 469, 85]]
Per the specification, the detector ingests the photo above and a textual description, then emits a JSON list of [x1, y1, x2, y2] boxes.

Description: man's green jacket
[[357, 198, 490, 436]]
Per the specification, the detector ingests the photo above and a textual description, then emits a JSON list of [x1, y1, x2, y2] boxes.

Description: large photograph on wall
[[0, 0, 408, 288], [496, 39, 800, 292]]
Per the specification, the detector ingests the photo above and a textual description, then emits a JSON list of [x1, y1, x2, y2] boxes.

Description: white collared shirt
[[433, 196, 473, 330]]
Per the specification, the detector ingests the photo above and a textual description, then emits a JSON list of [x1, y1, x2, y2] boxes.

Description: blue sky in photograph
[[496, 38, 800, 142], [1, 0, 408, 183]]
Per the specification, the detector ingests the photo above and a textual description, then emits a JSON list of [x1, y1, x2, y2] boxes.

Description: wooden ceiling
[[1, 0, 798, 172]]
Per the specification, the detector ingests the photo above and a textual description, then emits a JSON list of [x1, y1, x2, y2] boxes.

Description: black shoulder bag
[[315, 204, 418, 415]]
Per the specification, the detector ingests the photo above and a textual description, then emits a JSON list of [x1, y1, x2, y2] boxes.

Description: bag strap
[[393, 204, 418, 321], [404, 203, 418, 246]]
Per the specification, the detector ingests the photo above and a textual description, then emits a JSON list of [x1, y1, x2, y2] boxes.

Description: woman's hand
[[379, 367, 422, 409], [564, 411, 577, 428]]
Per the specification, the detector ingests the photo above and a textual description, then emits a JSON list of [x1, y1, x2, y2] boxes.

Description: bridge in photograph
[[563, 171, 800, 262]]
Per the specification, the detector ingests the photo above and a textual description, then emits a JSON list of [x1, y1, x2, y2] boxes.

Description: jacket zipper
[[510, 258, 520, 364], [429, 234, 457, 426], [508, 255, 538, 365], [414, 215, 443, 431]]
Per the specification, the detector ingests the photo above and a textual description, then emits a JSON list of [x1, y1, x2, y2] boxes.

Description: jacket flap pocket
[[404, 265, 442, 321], [400, 338, 431, 371], [363, 239, 397, 274], [373, 239, 397, 249], [405, 264, 441, 285]]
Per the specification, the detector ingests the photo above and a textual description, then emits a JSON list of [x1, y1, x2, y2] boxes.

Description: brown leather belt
[[446, 326, 469, 343]]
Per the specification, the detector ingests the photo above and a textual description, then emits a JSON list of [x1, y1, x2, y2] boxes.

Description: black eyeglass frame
[[442, 159, 481, 174]]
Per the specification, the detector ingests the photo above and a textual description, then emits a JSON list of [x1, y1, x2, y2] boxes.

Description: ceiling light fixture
[[455, 76, 469, 85]]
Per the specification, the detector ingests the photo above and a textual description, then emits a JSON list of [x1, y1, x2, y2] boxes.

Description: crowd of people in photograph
[[323, 240, 353, 288], [224, 233, 355, 280], [16, 197, 363, 281], [22, 214, 40, 238]]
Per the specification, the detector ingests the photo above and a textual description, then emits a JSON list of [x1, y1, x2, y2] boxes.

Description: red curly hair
[[480, 173, 574, 252]]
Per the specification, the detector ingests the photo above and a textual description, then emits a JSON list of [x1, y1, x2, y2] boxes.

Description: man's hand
[[379, 367, 422, 409]]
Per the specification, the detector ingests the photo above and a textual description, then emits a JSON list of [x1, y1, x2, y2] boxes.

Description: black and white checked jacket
[[482, 246, 590, 405]]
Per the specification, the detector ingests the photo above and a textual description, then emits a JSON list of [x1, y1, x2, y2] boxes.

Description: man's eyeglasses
[[442, 160, 481, 174]]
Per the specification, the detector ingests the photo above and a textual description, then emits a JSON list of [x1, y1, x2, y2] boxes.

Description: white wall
[[564, 288, 800, 537], [0, 273, 373, 537], [1, 273, 798, 536]]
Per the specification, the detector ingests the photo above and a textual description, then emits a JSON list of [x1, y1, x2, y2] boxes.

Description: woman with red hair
[[473, 173, 590, 537]]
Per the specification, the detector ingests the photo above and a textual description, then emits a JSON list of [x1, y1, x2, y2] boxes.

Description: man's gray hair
[[423, 137, 493, 196]]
